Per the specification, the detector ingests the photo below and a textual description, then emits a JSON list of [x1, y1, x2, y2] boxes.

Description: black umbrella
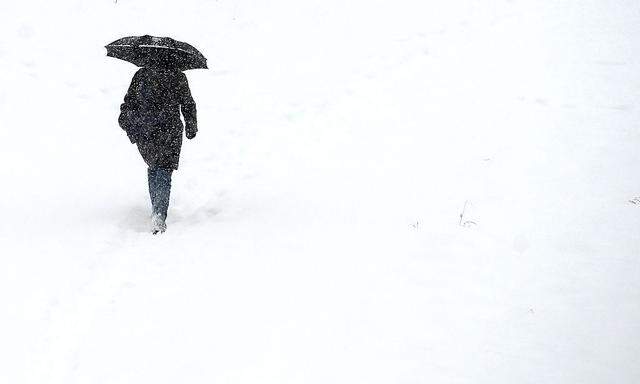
[[105, 35, 207, 71]]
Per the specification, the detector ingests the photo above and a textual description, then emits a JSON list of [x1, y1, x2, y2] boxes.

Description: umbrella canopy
[[105, 35, 207, 71]]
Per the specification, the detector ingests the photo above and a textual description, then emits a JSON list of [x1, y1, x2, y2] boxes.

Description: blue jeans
[[148, 168, 172, 221]]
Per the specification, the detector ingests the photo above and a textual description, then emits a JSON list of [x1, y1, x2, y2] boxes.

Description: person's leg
[[155, 168, 172, 221], [147, 168, 165, 233], [148, 167, 172, 234], [148, 168, 159, 216]]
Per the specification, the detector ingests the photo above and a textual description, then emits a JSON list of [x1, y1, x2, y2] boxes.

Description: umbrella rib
[[108, 44, 195, 55]]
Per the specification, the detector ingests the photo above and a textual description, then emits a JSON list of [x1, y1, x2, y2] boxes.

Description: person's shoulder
[[133, 67, 151, 79], [175, 70, 189, 85]]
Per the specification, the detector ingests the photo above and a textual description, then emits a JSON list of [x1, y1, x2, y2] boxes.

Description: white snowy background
[[1, 0, 639, 382]]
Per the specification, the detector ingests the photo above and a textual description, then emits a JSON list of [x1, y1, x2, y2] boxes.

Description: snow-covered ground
[[1, 0, 640, 382]]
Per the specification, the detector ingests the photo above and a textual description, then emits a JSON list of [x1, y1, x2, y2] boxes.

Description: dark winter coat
[[119, 68, 197, 170]]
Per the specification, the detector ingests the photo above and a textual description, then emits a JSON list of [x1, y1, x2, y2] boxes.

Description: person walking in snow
[[106, 35, 207, 234], [118, 67, 198, 234]]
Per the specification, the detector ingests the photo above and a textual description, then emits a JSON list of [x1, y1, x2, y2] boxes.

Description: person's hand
[[186, 130, 197, 139]]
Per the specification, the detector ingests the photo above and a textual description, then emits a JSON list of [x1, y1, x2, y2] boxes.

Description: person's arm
[[179, 72, 198, 139], [119, 70, 143, 142]]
